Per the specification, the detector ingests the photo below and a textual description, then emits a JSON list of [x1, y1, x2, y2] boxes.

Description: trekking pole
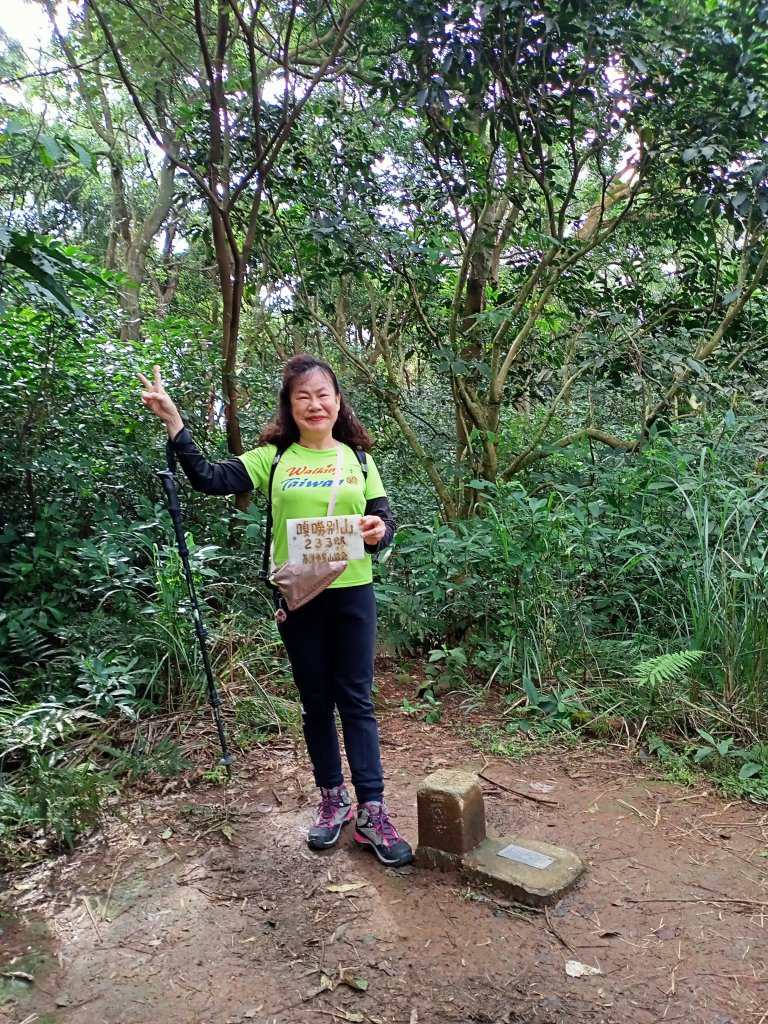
[[156, 460, 235, 774]]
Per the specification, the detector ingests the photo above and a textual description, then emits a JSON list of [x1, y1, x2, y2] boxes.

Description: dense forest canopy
[[2, 0, 768, 854]]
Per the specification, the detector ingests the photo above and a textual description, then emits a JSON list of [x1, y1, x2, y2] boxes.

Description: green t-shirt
[[239, 442, 387, 588]]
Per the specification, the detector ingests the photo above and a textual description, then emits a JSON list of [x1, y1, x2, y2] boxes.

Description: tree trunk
[[118, 243, 144, 341]]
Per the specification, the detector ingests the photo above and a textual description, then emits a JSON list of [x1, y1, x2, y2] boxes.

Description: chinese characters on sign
[[286, 515, 365, 565]]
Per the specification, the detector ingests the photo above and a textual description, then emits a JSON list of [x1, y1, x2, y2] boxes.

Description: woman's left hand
[[360, 515, 385, 546]]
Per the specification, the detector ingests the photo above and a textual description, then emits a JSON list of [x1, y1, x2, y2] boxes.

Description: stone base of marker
[[416, 770, 584, 907], [462, 837, 583, 907]]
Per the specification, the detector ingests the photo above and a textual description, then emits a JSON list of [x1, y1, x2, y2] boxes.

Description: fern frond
[[634, 650, 705, 688]]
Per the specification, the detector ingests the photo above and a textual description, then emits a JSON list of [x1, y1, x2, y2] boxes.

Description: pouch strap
[[326, 444, 345, 517]]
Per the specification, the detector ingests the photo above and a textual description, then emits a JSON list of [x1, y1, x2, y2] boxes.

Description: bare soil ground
[[2, 677, 768, 1024]]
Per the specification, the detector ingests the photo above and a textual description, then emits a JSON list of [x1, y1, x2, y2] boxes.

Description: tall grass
[[379, 435, 768, 739], [667, 454, 768, 724]]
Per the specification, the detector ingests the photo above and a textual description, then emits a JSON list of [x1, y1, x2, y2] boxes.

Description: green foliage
[[234, 685, 301, 747], [0, 299, 262, 859], [378, 422, 768, 793], [692, 729, 764, 782], [136, 542, 223, 710], [507, 680, 584, 735], [648, 733, 768, 801], [0, 755, 113, 851], [97, 737, 193, 782], [463, 719, 576, 760], [0, 229, 110, 315], [669, 461, 768, 711], [645, 736, 700, 787], [201, 764, 230, 785], [377, 482, 572, 684], [634, 651, 705, 689], [423, 646, 469, 693], [401, 691, 443, 724]]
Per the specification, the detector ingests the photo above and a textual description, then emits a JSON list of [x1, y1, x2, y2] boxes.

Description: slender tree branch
[[85, 0, 221, 212], [646, 235, 768, 428], [501, 363, 593, 480]]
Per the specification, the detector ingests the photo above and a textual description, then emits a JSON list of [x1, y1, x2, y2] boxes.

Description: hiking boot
[[354, 801, 414, 867], [307, 784, 354, 849]]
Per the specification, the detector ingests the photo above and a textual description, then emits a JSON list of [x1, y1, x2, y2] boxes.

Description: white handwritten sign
[[286, 515, 365, 565]]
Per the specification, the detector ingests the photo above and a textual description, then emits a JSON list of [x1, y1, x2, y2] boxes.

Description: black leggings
[[276, 583, 384, 804]]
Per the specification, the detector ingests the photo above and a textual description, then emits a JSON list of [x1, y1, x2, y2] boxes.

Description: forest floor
[[2, 674, 768, 1024]]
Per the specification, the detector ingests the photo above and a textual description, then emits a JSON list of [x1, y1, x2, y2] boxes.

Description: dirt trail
[[2, 689, 768, 1024]]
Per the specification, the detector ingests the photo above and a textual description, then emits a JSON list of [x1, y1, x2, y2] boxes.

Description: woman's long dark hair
[[258, 354, 372, 451]]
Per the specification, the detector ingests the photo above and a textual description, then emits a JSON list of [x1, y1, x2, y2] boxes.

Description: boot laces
[[367, 804, 400, 846], [317, 787, 343, 827]]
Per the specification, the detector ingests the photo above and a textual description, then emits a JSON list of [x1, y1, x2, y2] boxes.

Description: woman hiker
[[138, 355, 413, 868]]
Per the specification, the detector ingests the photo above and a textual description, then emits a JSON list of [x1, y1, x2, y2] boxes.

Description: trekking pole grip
[[156, 470, 188, 555]]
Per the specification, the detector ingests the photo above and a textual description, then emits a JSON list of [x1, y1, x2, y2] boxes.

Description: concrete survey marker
[[416, 768, 486, 862], [416, 769, 584, 907]]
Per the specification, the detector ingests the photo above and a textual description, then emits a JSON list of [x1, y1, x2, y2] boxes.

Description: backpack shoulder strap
[[267, 445, 286, 500], [261, 445, 287, 582], [354, 447, 368, 480]]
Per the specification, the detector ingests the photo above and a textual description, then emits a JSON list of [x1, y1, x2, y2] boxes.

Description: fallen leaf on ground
[[326, 882, 369, 894], [565, 960, 603, 978], [328, 922, 350, 943], [147, 854, 177, 870], [339, 970, 369, 992]]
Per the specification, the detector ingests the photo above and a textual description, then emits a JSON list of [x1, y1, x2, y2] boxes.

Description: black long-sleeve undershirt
[[169, 426, 396, 553], [170, 427, 251, 495]]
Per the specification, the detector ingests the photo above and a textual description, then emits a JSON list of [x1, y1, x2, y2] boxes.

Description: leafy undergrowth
[[392, 652, 768, 806], [5, 640, 768, 873], [0, 630, 302, 869]]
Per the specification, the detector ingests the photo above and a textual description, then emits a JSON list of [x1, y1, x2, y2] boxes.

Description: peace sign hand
[[138, 365, 184, 437]]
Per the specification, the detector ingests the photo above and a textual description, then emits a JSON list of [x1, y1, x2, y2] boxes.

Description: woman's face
[[289, 368, 341, 444]]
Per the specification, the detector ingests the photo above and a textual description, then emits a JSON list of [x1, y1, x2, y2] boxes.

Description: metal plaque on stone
[[496, 843, 555, 870]]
